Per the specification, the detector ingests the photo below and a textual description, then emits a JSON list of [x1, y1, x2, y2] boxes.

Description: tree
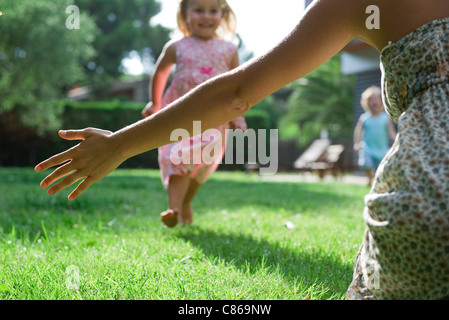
[[0, 0, 98, 134], [75, 0, 171, 82], [279, 54, 355, 146]]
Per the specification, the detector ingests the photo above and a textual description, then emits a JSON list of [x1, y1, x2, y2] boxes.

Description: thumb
[[58, 129, 91, 141]]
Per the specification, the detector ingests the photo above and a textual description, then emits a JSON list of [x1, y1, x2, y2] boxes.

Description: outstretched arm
[[36, 0, 364, 200]]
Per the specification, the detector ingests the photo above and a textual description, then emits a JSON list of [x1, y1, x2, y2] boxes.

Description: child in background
[[141, 0, 246, 227], [353, 86, 396, 186], [36, 0, 449, 299]]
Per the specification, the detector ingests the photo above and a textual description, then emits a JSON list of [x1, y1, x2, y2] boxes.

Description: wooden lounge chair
[[293, 139, 345, 179]]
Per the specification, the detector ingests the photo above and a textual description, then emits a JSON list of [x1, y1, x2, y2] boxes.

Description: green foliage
[[62, 100, 144, 130], [0, 0, 98, 133], [248, 96, 281, 130], [245, 109, 271, 131], [75, 0, 171, 80], [0, 0, 171, 136], [0, 168, 367, 300], [280, 54, 355, 146]]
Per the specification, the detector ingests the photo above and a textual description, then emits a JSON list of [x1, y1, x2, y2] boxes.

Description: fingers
[[37, 160, 97, 200], [68, 177, 95, 201], [34, 130, 88, 172], [142, 109, 153, 118], [35, 149, 73, 173], [39, 162, 75, 189], [45, 170, 85, 197], [43, 172, 94, 201]]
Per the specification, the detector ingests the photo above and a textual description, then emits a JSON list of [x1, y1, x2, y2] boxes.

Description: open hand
[[35, 128, 125, 201]]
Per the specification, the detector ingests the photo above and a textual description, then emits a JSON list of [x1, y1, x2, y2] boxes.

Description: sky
[[123, 0, 306, 74]]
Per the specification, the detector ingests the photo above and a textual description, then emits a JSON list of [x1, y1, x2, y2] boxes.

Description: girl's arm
[[353, 117, 364, 152], [36, 0, 365, 200], [228, 49, 247, 131], [141, 41, 177, 117], [388, 119, 397, 141], [230, 49, 239, 70]]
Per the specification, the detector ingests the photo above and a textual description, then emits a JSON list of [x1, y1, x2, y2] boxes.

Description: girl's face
[[184, 0, 223, 39], [368, 93, 384, 114]]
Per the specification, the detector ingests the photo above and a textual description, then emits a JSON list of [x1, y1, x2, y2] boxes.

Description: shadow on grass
[[175, 226, 353, 299]]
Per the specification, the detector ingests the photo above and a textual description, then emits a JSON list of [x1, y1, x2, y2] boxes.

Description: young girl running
[[353, 86, 396, 186], [141, 0, 246, 227], [37, 0, 449, 299]]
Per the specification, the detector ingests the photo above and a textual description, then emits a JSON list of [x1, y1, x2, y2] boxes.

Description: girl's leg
[[161, 174, 191, 227], [365, 169, 374, 186], [180, 179, 201, 225]]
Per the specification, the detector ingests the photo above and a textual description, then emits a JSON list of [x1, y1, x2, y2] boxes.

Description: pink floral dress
[[157, 36, 237, 188], [346, 18, 449, 300]]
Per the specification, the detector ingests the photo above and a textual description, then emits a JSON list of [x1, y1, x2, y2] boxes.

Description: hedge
[[2, 100, 275, 169]]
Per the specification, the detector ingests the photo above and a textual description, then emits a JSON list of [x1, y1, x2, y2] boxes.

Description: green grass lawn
[[0, 167, 369, 300]]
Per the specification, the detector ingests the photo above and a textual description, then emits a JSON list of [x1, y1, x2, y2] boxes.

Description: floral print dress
[[346, 17, 449, 299], [157, 37, 237, 188]]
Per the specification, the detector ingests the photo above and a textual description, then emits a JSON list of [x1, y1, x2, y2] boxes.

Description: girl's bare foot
[[179, 203, 193, 226], [161, 209, 179, 228]]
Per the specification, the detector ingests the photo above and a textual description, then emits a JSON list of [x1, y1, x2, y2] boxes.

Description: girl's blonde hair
[[360, 86, 382, 111], [176, 0, 237, 39]]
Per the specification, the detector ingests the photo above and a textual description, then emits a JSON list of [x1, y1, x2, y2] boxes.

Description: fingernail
[[48, 189, 54, 195], [41, 182, 47, 188], [35, 165, 41, 172]]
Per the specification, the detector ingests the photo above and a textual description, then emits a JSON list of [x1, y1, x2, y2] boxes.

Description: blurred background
[[0, 0, 383, 175]]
